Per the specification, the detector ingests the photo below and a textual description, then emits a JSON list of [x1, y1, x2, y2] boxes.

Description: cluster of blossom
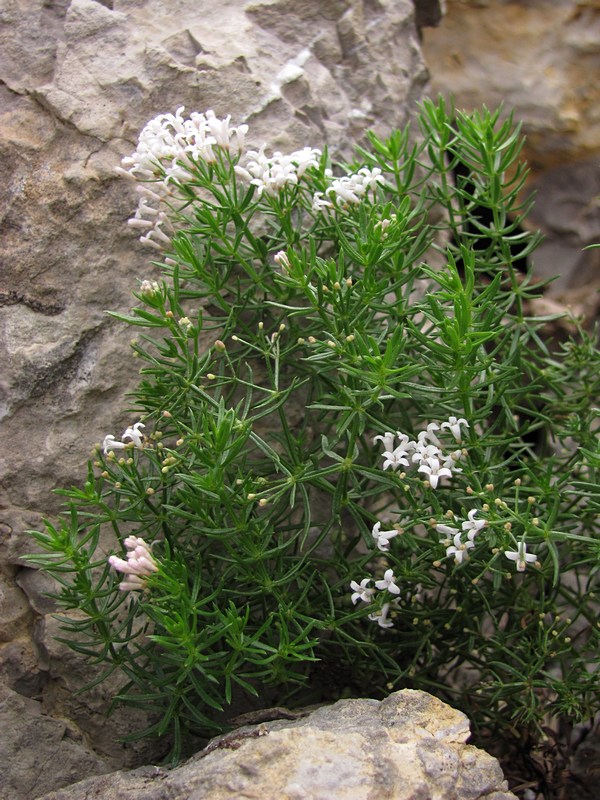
[[436, 509, 486, 564], [234, 145, 322, 197], [108, 535, 158, 592], [373, 416, 469, 490], [120, 107, 248, 181], [126, 189, 174, 250], [350, 568, 401, 629], [120, 107, 248, 248], [312, 167, 386, 211], [437, 509, 539, 572], [102, 421, 145, 455]]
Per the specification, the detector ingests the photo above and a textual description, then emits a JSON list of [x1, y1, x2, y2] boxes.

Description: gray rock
[[0, 683, 110, 800], [37, 690, 517, 800], [0, 0, 434, 788], [420, 0, 600, 297]]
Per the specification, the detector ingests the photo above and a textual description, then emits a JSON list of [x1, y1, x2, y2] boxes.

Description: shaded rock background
[[1, 0, 597, 797], [421, 0, 600, 313], [0, 1, 437, 797], [37, 690, 517, 800]]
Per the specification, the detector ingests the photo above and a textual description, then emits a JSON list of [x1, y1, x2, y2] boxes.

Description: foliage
[[27, 98, 600, 763]]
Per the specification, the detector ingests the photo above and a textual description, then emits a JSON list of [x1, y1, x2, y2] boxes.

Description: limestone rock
[[422, 0, 600, 168], [0, 683, 110, 800], [37, 690, 517, 800], [421, 0, 600, 297], [0, 0, 432, 787], [1, 0, 428, 553]]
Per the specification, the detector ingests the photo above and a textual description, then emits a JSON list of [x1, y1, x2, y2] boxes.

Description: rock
[[37, 690, 516, 800], [420, 0, 600, 298], [1, 0, 429, 551], [0, 0, 434, 787], [0, 683, 110, 800], [421, 1, 600, 168]]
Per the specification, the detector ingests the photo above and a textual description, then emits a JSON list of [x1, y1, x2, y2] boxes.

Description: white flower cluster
[[350, 568, 401, 629], [436, 509, 486, 564], [312, 167, 386, 211], [234, 145, 321, 197], [120, 107, 248, 249], [103, 421, 145, 455], [373, 416, 469, 490], [437, 509, 539, 572], [121, 107, 248, 180], [108, 535, 158, 592]]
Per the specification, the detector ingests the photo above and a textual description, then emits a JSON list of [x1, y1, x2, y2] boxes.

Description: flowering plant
[[27, 99, 600, 772]]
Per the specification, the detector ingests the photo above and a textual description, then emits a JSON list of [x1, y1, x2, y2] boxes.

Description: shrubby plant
[[28, 99, 600, 767]]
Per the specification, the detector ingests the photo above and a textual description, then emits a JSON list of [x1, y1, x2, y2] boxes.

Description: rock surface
[[421, 0, 600, 309], [0, 0, 438, 795], [37, 690, 517, 800]]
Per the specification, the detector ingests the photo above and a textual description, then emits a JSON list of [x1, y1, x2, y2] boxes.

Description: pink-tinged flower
[[446, 532, 474, 564], [372, 521, 399, 552], [374, 569, 401, 595], [441, 416, 469, 443], [505, 541, 537, 572], [350, 578, 375, 605], [109, 535, 158, 592]]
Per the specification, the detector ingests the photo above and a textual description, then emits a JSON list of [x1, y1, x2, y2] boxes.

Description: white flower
[[121, 107, 248, 181], [350, 578, 375, 604], [418, 422, 441, 447], [411, 442, 441, 466], [139, 279, 161, 297], [236, 145, 321, 197], [441, 416, 469, 443], [382, 445, 411, 471], [120, 108, 250, 248], [504, 541, 537, 572], [205, 109, 248, 151], [418, 457, 453, 489], [436, 523, 459, 541], [374, 568, 401, 595], [446, 532, 474, 564], [368, 602, 394, 629], [274, 251, 291, 271], [373, 431, 396, 453], [102, 434, 126, 455], [109, 535, 158, 592], [122, 422, 145, 449], [442, 449, 463, 471], [312, 167, 386, 213], [462, 509, 486, 541], [372, 521, 399, 552], [312, 191, 333, 212]]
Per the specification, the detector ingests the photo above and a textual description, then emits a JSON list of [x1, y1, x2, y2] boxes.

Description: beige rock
[[422, 0, 600, 168], [37, 690, 517, 800], [421, 0, 600, 296]]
